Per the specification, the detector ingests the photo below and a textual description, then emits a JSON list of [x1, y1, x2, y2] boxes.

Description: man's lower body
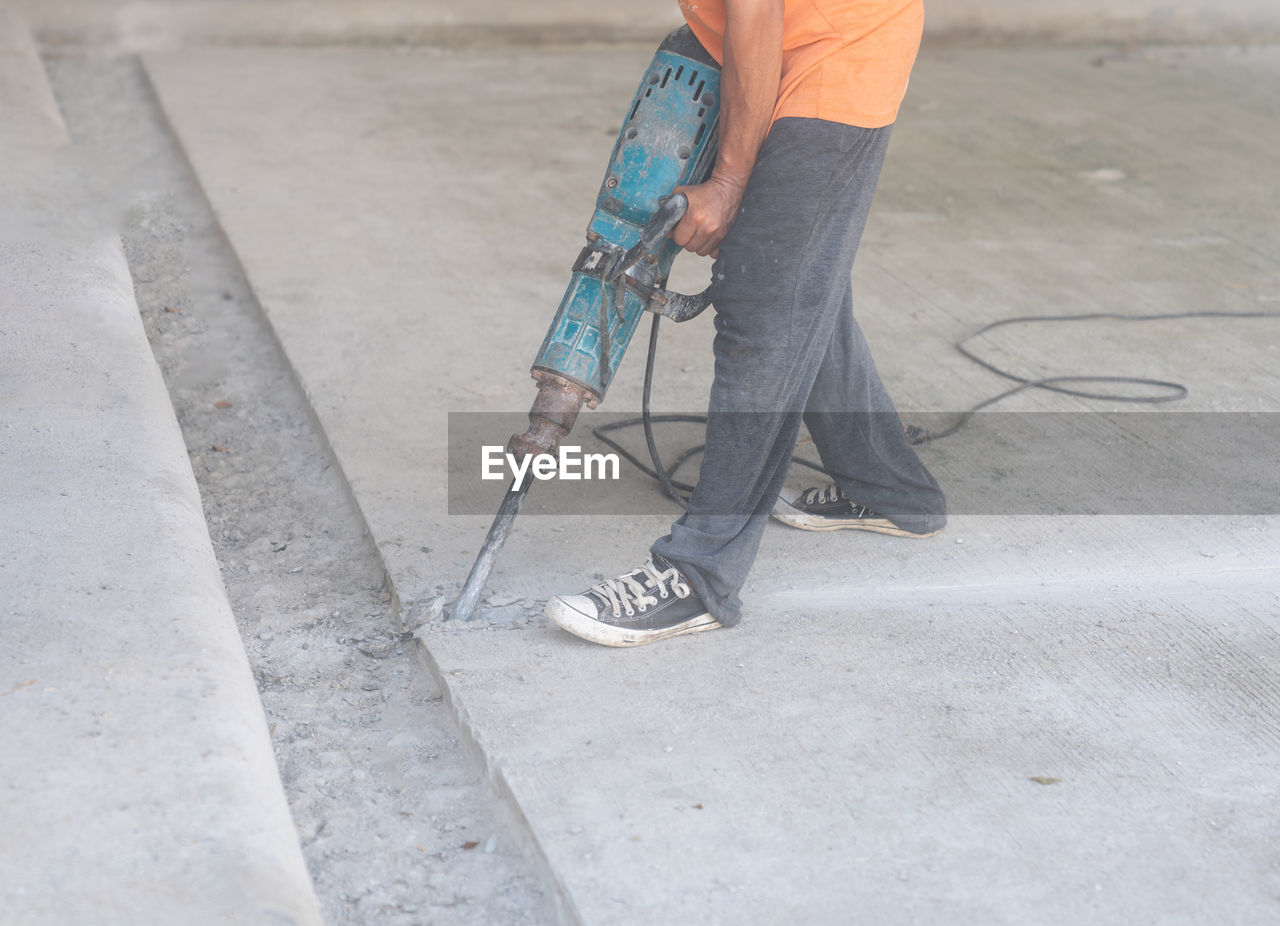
[[546, 117, 946, 645]]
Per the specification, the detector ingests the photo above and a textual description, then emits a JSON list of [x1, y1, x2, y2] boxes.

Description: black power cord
[[592, 307, 1280, 510]]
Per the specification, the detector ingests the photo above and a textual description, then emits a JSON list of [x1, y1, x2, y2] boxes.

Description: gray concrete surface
[[927, 0, 1280, 42], [0, 8, 321, 924], [143, 40, 1280, 923], [0, 4, 62, 146], [19, 0, 685, 50]]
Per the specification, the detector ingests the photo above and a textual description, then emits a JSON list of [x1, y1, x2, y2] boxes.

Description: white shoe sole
[[544, 595, 722, 648], [770, 498, 940, 537]]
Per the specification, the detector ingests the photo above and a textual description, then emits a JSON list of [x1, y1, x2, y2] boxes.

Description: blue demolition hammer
[[451, 28, 722, 621]]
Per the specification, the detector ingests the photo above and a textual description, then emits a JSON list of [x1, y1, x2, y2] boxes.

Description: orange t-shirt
[[677, 0, 924, 128]]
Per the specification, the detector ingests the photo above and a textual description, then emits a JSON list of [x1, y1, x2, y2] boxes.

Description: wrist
[[710, 170, 748, 190], [708, 172, 749, 203]]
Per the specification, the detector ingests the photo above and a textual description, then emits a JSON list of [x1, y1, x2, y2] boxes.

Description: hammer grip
[[610, 193, 689, 282], [639, 192, 689, 252]]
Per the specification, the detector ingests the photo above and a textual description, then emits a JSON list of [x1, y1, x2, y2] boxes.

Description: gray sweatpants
[[650, 117, 947, 626]]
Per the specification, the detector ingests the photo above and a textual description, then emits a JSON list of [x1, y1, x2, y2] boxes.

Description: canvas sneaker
[[771, 483, 941, 537], [544, 555, 721, 647]]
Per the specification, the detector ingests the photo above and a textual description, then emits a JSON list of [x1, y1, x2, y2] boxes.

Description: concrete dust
[[44, 53, 555, 925]]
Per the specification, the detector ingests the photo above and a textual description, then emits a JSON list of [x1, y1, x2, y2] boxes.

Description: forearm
[[670, 0, 783, 256], [712, 0, 784, 193]]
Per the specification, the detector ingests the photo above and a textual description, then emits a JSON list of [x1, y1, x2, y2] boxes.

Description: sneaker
[[771, 483, 940, 537], [544, 555, 721, 647]]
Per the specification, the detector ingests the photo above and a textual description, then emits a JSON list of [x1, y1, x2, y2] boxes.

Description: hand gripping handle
[[609, 193, 714, 323]]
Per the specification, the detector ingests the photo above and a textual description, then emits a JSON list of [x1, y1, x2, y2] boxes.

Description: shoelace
[[800, 484, 877, 518], [801, 483, 848, 507], [589, 559, 690, 618]]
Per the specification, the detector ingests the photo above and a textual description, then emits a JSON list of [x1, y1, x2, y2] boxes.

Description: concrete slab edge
[[131, 53, 391, 592], [409, 636, 584, 926], [0, 236, 327, 926]]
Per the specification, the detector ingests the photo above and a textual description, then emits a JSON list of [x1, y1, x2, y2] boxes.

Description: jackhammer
[[451, 28, 722, 622]]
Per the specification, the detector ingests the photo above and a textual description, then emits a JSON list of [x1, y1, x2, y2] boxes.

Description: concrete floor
[[141, 42, 1280, 923]]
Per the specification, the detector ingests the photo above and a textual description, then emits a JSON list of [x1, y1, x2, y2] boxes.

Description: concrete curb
[[0, 7, 323, 923]]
